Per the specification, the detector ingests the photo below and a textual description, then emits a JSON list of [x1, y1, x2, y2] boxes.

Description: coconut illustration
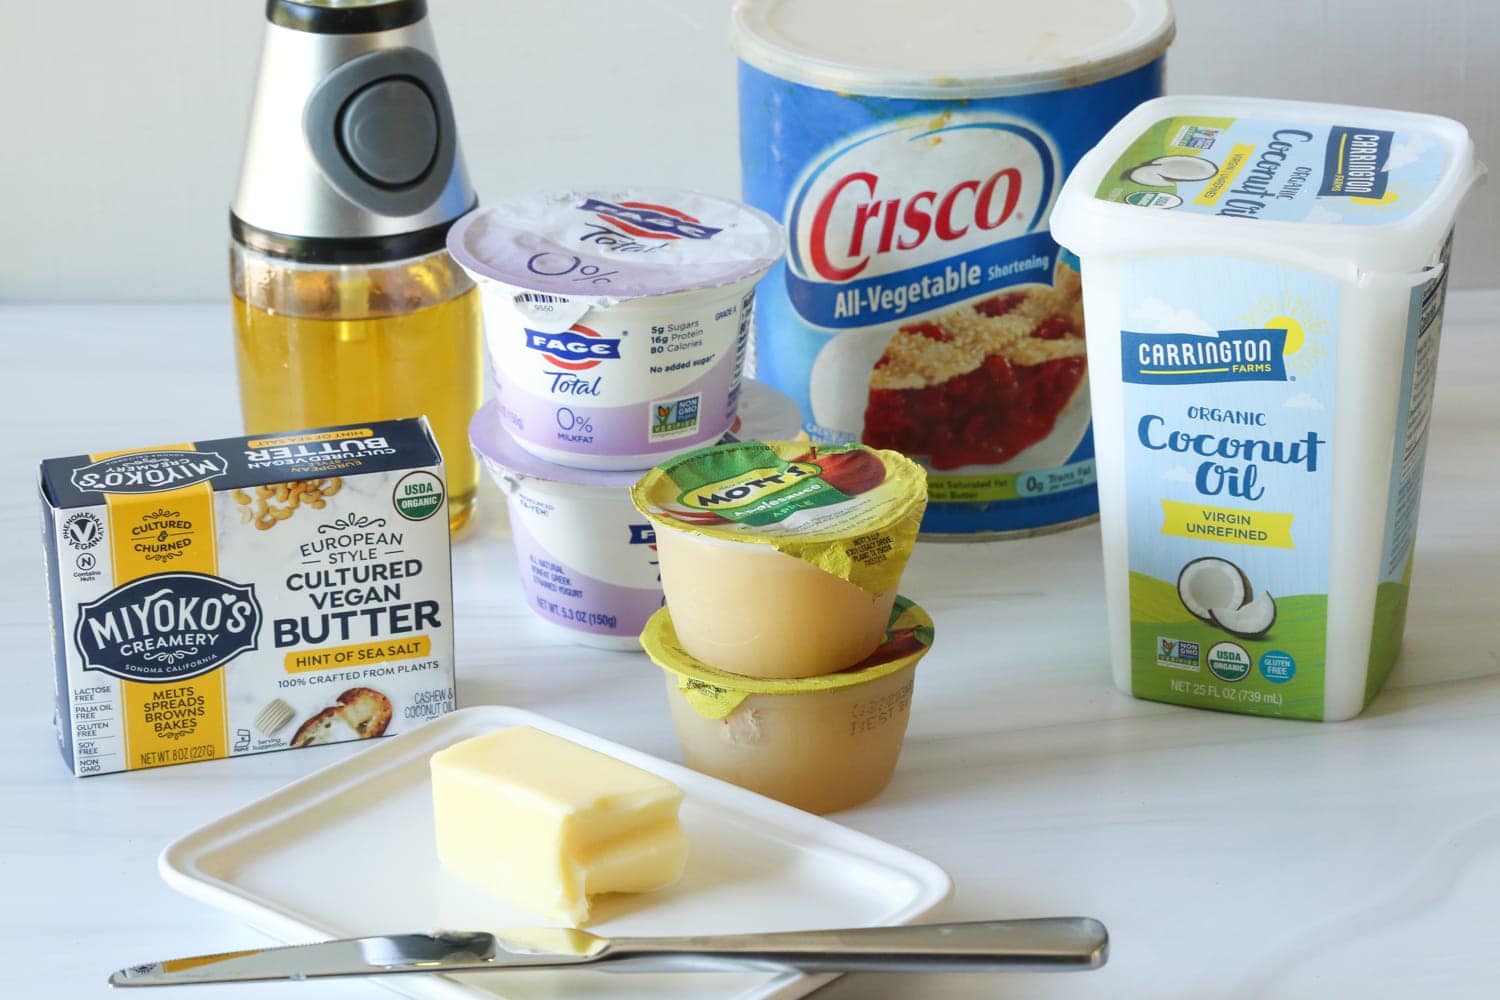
[[1209, 589, 1277, 640], [1127, 154, 1219, 188], [1176, 557, 1250, 621], [1176, 556, 1277, 639]]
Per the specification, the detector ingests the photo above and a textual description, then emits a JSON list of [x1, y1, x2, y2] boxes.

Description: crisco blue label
[[784, 117, 1059, 329], [70, 451, 227, 494], [74, 572, 261, 682], [738, 57, 1163, 533]]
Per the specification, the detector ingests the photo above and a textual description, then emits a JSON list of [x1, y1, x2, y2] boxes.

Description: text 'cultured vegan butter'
[[430, 726, 688, 925], [1050, 95, 1484, 721], [631, 440, 927, 677], [39, 418, 456, 776]]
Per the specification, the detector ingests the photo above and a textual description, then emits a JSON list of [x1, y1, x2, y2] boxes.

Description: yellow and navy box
[[40, 418, 456, 776]]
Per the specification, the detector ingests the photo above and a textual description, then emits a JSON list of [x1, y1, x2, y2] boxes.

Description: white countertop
[[3, 294, 1498, 999]]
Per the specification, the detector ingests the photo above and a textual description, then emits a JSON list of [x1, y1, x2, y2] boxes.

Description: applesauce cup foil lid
[[446, 187, 785, 329], [644, 596, 935, 719], [630, 440, 928, 594]]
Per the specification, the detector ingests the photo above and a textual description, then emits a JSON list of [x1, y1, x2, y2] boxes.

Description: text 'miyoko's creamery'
[[40, 418, 456, 776]]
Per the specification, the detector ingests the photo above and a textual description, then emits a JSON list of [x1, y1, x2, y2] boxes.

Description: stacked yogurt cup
[[450, 189, 791, 649], [631, 440, 934, 813]]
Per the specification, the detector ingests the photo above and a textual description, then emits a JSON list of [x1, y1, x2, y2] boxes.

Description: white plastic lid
[[730, 0, 1174, 98], [1051, 95, 1485, 281], [447, 188, 784, 303]]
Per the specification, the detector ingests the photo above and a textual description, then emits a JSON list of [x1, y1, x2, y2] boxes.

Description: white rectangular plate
[[161, 705, 952, 1000]]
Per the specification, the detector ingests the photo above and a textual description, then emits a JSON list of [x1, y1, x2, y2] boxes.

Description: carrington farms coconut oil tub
[[1052, 96, 1483, 721]]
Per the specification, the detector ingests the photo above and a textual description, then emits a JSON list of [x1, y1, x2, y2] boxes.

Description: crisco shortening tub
[[733, 0, 1173, 536], [1051, 96, 1484, 720], [449, 189, 783, 470], [471, 382, 801, 650]]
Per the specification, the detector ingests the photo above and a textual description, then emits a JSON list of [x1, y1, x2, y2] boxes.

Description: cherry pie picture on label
[[740, 73, 1154, 532], [861, 260, 1089, 471]]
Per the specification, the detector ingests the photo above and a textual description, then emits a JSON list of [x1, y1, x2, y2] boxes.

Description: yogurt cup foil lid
[[447, 188, 785, 308], [631, 440, 927, 594], [470, 381, 803, 489], [644, 596, 934, 718]]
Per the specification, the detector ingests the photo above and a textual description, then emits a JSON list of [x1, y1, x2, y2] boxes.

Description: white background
[[0, 0, 1495, 302]]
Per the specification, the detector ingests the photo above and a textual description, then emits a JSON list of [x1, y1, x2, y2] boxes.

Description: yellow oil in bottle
[[232, 248, 483, 533]]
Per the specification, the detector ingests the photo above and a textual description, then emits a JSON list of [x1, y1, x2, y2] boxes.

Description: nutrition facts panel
[[1385, 242, 1452, 579]]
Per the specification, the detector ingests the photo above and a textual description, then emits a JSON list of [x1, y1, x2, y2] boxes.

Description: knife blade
[[109, 917, 1108, 987]]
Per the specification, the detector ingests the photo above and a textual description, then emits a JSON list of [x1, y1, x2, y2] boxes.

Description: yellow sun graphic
[[1349, 187, 1401, 208], [1265, 314, 1305, 354], [1242, 293, 1328, 377]]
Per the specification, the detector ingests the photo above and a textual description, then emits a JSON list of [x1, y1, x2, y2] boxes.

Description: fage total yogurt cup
[[733, 0, 1173, 536], [472, 382, 802, 651], [1051, 96, 1484, 721], [449, 190, 785, 471]]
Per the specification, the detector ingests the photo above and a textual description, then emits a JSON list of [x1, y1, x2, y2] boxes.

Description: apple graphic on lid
[[793, 445, 886, 497]]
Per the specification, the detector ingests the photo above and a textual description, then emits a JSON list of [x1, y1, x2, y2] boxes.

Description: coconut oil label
[[1117, 256, 1338, 719], [1094, 115, 1449, 226]]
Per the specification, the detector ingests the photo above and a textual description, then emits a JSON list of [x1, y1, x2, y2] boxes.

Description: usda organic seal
[[394, 471, 445, 521]]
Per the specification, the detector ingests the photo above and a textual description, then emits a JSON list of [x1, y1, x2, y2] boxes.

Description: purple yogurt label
[[507, 494, 664, 639], [479, 282, 757, 465], [451, 189, 783, 467]]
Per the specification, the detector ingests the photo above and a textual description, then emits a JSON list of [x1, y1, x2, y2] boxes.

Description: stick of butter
[[430, 726, 688, 925]]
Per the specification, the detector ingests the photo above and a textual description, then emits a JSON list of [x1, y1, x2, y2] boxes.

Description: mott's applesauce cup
[[447, 190, 784, 471], [1050, 96, 1484, 721], [631, 440, 926, 677], [732, 0, 1173, 536], [644, 596, 934, 814]]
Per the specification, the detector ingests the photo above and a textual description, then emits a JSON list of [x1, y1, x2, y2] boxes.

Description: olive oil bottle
[[230, 0, 480, 531]]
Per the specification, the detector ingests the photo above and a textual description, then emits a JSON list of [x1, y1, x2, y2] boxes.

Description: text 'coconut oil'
[[1052, 96, 1482, 721]]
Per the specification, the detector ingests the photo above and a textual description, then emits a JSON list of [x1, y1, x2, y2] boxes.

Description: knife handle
[[606, 917, 1108, 973]]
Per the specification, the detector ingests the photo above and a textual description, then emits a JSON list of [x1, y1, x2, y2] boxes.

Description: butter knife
[[109, 917, 1108, 987]]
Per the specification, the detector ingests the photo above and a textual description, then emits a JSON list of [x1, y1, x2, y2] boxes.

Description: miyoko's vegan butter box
[[39, 418, 456, 776]]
